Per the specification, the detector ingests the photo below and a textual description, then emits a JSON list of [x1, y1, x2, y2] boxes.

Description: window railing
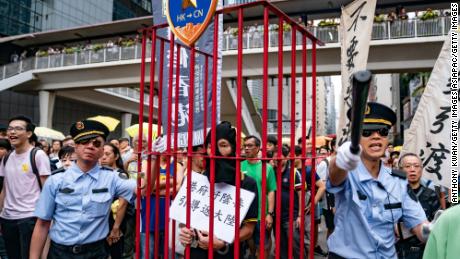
[[222, 16, 450, 50], [0, 16, 450, 84]]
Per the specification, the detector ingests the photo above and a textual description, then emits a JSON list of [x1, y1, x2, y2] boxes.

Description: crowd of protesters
[[0, 107, 455, 259]]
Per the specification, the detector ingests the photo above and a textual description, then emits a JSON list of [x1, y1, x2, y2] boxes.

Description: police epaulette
[[390, 169, 407, 180], [101, 166, 114, 171], [51, 167, 66, 175]]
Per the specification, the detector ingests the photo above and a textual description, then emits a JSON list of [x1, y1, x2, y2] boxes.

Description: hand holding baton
[[349, 70, 372, 154]]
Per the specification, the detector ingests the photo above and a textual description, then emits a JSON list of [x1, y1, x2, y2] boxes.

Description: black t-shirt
[[190, 171, 259, 258], [279, 166, 302, 222], [413, 185, 440, 221]]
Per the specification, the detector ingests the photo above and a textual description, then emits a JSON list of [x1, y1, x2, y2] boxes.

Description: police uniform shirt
[[326, 161, 426, 259], [34, 163, 136, 246]]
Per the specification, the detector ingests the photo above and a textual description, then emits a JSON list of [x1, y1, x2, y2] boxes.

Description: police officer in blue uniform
[[29, 120, 138, 259], [327, 103, 429, 259]]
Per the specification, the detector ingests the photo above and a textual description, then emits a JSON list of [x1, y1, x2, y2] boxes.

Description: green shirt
[[423, 205, 460, 259], [241, 160, 277, 220]]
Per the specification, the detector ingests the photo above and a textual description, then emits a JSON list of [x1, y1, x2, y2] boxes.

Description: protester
[[100, 143, 134, 259], [179, 121, 258, 258], [124, 134, 148, 179], [52, 145, 76, 173], [274, 145, 305, 259], [316, 142, 336, 238], [174, 145, 206, 259], [396, 153, 441, 259], [0, 115, 51, 259], [139, 136, 184, 259], [241, 135, 277, 259], [0, 138, 12, 258], [0, 125, 7, 139], [0, 139, 12, 160], [62, 136, 75, 147], [119, 137, 133, 163], [423, 206, 460, 259], [110, 138, 120, 149], [294, 145, 327, 256], [30, 119, 137, 259], [266, 135, 277, 153], [327, 102, 428, 258], [39, 139, 50, 155], [49, 140, 62, 159]]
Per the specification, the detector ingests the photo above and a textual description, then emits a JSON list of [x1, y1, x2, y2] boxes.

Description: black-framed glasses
[[76, 138, 103, 148], [362, 128, 389, 137], [7, 126, 26, 132], [243, 143, 257, 149]]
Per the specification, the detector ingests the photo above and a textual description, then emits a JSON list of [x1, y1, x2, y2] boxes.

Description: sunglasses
[[362, 128, 389, 137], [76, 138, 103, 148]]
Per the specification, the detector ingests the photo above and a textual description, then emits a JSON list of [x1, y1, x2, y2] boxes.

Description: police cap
[[347, 102, 396, 129], [70, 120, 110, 143]]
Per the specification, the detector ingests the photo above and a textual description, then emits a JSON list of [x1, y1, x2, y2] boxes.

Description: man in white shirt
[[0, 115, 50, 259]]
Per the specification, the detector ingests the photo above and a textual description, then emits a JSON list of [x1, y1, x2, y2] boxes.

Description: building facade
[[0, 0, 151, 36]]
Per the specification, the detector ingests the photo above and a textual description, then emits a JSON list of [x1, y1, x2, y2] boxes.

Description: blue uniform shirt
[[327, 161, 426, 259], [34, 164, 137, 245]]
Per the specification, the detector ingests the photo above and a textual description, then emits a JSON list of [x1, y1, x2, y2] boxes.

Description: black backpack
[[1, 147, 43, 191]]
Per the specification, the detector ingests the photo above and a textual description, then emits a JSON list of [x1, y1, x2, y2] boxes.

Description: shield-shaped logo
[[166, 0, 218, 46]]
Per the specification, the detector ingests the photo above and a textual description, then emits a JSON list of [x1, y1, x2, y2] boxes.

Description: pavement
[[263, 220, 329, 259]]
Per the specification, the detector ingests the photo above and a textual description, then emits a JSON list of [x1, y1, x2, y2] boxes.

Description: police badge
[[166, 0, 218, 46]]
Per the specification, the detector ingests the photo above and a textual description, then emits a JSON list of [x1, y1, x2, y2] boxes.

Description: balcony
[[222, 16, 450, 50], [0, 16, 450, 85]]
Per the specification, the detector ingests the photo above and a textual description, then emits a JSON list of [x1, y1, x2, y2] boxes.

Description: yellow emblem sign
[[166, 0, 218, 46]]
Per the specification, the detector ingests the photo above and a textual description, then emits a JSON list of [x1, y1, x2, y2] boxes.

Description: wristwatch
[[268, 211, 275, 218], [217, 241, 230, 255]]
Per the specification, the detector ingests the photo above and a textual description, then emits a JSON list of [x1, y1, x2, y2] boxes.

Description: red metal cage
[[136, 1, 323, 258]]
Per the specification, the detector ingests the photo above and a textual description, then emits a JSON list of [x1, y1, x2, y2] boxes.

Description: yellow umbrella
[[125, 123, 162, 138], [34, 127, 65, 140], [88, 116, 120, 132]]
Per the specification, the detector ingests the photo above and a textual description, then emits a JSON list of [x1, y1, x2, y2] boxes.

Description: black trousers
[[279, 221, 306, 259], [48, 240, 108, 259], [0, 217, 36, 259]]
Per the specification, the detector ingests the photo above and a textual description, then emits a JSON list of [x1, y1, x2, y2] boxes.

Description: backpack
[[1, 147, 43, 190], [322, 158, 335, 210]]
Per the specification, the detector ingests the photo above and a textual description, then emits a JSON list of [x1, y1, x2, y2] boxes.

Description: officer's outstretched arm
[[411, 221, 430, 243], [329, 141, 361, 186], [329, 157, 348, 186], [29, 218, 51, 259]]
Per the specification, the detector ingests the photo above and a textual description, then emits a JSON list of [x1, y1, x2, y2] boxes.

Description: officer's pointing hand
[[336, 141, 361, 172]]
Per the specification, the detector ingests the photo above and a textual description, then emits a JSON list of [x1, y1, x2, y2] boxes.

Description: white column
[[121, 113, 132, 138], [39, 90, 56, 128]]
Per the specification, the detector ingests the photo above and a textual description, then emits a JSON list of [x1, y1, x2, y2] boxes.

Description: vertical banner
[[402, 35, 452, 188], [337, 0, 376, 146], [153, 0, 222, 147]]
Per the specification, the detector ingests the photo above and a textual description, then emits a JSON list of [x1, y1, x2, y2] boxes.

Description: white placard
[[337, 0, 377, 146], [402, 35, 452, 188], [170, 172, 256, 243]]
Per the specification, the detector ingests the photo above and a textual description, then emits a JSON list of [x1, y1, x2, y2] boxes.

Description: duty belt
[[51, 239, 106, 254]]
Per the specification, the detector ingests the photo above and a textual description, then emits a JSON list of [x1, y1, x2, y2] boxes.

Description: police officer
[[327, 102, 428, 259], [29, 120, 138, 259]]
